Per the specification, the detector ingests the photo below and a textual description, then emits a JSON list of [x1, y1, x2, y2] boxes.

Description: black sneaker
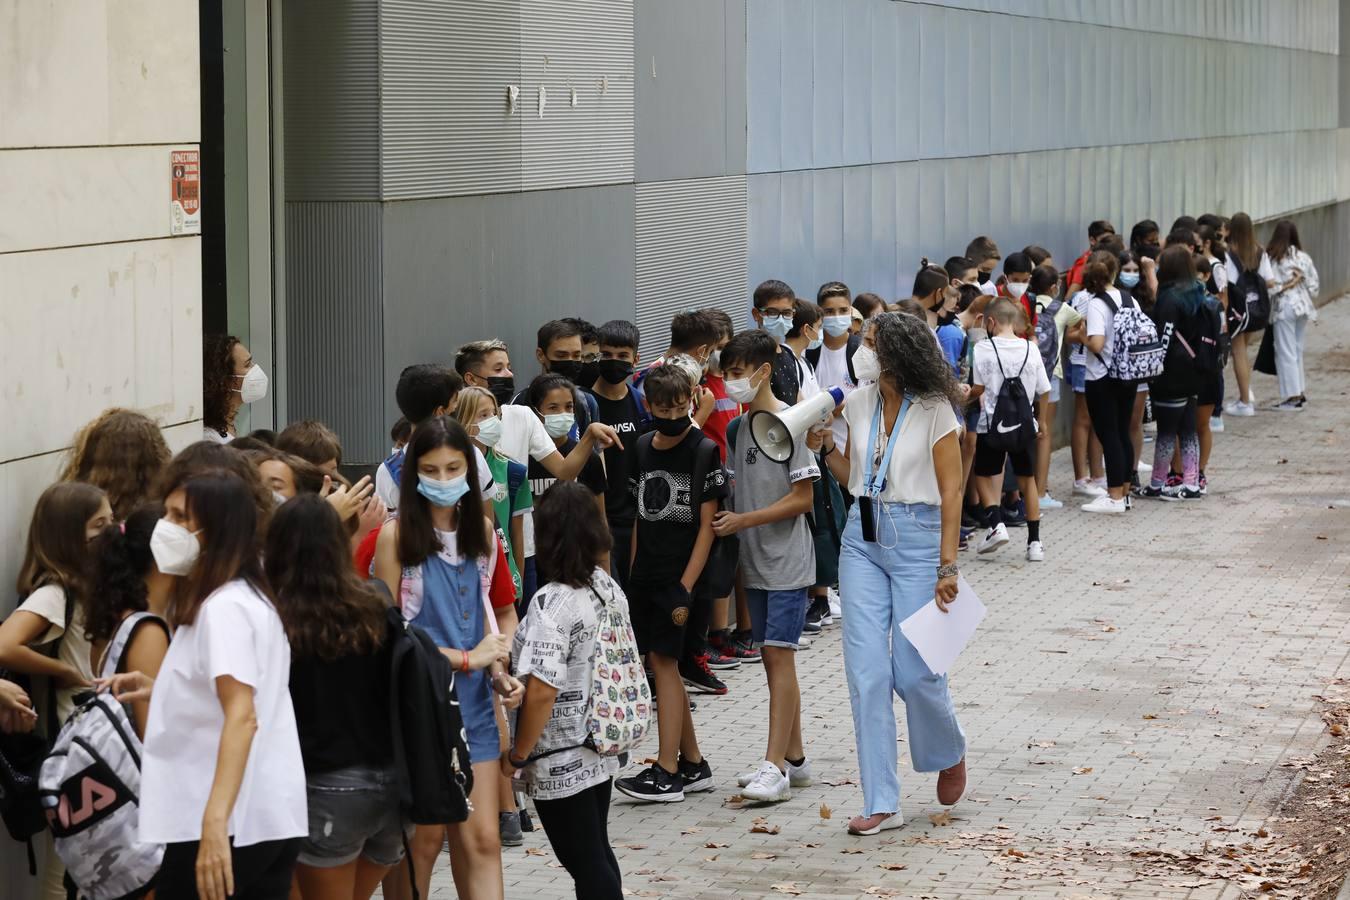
[[1177, 486, 1203, 500], [805, 596, 832, 629], [677, 756, 715, 794], [518, 806, 535, 833], [649, 669, 701, 709], [705, 648, 741, 670], [731, 630, 763, 664], [499, 811, 523, 847], [616, 764, 685, 803], [680, 653, 728, 695], [1001, 499, 1027, 527]]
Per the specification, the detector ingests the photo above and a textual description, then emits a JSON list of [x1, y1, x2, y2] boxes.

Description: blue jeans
[[839, 501, 966, 817]]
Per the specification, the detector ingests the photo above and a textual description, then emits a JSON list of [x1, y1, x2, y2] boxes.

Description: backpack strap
[[96, 611, 169, 679]]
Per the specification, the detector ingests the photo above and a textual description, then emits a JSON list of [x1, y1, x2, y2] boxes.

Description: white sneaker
[[1225, 400, 1256, 417], [1210, 416, 1225, 433], [827, 587, 842, 620], [1073, 479, 1106, 498], [1026, 540, 1045, 562], [1081, 494, 1127, 514], [1091, 477, 1108, 491], [740, 761, 791, 802], [1136, 460, 1153, 476], [976, 523, 1009, 554], [1039, 494, 1063, 510], [737, 757, 813, 789]]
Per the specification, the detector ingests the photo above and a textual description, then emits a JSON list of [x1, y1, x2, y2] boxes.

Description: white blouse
[[841, 384, 959, 505], [1269, 248, 1320, 321]]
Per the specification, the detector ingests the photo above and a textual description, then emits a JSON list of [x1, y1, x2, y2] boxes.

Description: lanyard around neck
[[863, 392, 912, 499]]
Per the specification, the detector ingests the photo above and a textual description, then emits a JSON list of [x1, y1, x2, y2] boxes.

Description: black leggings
[[1085, 377, 1137, 489], [534, 780, 623, 900], [156, 837, 300, 899]]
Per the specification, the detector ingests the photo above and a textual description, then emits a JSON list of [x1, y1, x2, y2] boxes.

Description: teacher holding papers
[[812, 311, 968, 837]]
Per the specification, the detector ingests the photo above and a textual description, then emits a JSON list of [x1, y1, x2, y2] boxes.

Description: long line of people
[[0, 209, 1320, 899]]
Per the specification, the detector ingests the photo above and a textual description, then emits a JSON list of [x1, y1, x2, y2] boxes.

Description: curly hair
[[85, 504, 162, 644], [871, 312, 964, 405], [202, 334, 241, 437], [60, 409, 170, 521]]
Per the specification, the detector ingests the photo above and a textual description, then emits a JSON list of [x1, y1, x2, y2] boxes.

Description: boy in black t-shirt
[[615, 366, 727, 804], [586, 320, 650, 592]]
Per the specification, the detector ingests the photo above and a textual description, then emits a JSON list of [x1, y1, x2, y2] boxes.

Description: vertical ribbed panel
[[282, 0, 380, 200], [520, 0, 634, 191], [284, 203, 385, 465], [635, 177, 748, 356], [379, 0, 523, 199]]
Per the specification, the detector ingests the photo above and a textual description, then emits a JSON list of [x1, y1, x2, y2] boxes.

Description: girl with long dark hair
[[1265, 219, 1320, 410], [1223, 212, 1277, 415], [1079, 262, 1136, 513], [372, 416, 522, 900], [1143, 246, 1207, 500], [816, 313, 967, 836]]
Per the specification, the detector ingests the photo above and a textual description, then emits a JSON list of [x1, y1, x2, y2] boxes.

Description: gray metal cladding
[[380, 0, 524, 199], [281, 0, 381, 200], [284, 203, 385, 464], [636, 177, 748, 356], [520, 0, 635, 191]]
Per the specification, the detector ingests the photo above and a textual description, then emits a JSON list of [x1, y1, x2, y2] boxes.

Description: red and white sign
[[170, 149, 201, 235]]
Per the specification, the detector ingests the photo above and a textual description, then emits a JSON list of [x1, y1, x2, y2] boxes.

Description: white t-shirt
[[16, 584, 92, 724], [1224, 250, 1275, 288], [140, 579, 307, 847], [1205, 255, 1229, 293], [202, 426, 232, 444], [842, 384, 959, 505], [375, 445, 496, 512], [791, 347, 821, 402], [497, 405, 561, 468], [972, 336, 1051, 433], [812, 341, 855, 448], [1084, 288, 1124, 382]]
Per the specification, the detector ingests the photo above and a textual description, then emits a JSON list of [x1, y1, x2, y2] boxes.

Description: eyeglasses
[[759, 309, 793, 320], [580, 352, 601, 363]]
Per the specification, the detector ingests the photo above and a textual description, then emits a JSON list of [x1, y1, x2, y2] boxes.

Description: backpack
[[385, 606, 474, 827], [804, 333, 862, 387], [1033, 297, 1063, 375], [1097, 293, 1165, 381], [1226, 251, 1271, 334], [39, 612, 168, 899], [983, 340, 1037, 452], [1194, 296, 1225, 373]]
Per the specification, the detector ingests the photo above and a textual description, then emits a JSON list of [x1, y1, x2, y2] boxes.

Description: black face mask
[[485, 376, 515, 406], [651, 414, 690, 437], [976, 270, 991, 285], [576, 361, 601, 388], [1139, 243, 1161, 260], [937, 310, 958, 328], [549, 359, 585, 383], [597, 359, 635, 385]]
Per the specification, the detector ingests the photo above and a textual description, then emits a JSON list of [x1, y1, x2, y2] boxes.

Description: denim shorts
[[745, 588, 809, 650], [298, 766, 409, 868], [1048, 374, 1062, 404], [1066, 361, 1086, 393]]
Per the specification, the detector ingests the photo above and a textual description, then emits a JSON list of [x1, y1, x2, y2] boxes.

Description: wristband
[[508, 749, 530, 769], [460, 649, 470, 673], [936, 563, 959, 579]]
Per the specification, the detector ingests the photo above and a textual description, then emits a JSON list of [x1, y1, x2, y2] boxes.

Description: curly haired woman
[[203, 334, 269, 442], [60, 408, 170, 520]]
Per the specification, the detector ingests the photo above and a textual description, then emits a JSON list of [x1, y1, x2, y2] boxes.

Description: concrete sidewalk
[[472, 300, 1350, 899]]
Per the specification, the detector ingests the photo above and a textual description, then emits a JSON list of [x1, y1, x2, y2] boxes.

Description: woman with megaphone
[[812, 312, 969, 837]]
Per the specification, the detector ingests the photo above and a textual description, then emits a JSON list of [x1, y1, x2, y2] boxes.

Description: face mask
[[1140, 243, 1161, 260], [1119, 271, 1141, 288], [651, 414, 690, 437], [853, 345, 881, 382], [706, 349, 722, 372], [1006, 282, 1029, 299], [822, 315, 852, 337], [272, 491, 289, 507], [234, 364, 268, 404], [543, 413, 574, 439], [668, 355, 703, 387], [485, 375, 515, 406], [474, 415, 503, 448], [150, 519, 201, 577], [576, 360, 601, 388], [724, 375, 760, 404], [548, 359, 584, 383], [976, 271, 991, 285], [417, 473, 470, 507], [806, 331, 823, 351], [937, 310, 957, 328], [598, 359, 635, 385], [760, 315, 792, 342]]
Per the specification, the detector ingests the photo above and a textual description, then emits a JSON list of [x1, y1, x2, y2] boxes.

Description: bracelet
[[936, 563, 959, 579], [460, 649, 470, 673], [823, 444, 836, 457], [508, 749, 531, 769]]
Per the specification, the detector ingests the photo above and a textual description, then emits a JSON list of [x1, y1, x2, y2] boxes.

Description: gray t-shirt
[[729, 415, 820, 591], [510, 568, 621, 800]]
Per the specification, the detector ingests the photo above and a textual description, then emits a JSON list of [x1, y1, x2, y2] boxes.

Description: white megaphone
[[750, 387, 846, 463]]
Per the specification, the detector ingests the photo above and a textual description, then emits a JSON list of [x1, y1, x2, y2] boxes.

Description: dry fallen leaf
[[618, 843, 648, 850], [524, 847, 548, 857], [841, 847, 866, 855], [770, 883, 804, 896], [751, 816, 782, 835], [878, 862, 908, 871], [928, 810, 953, 826], [1142, 713, 1159, 720], [1073, 766, 1094, 775], [681, 826, 701, 835], [751, 851, 778, 860], [1329, 723, 1346, 736], [703, 841, 728, 849], [799, 842, 822, 848], [819, 802, 833, 820]]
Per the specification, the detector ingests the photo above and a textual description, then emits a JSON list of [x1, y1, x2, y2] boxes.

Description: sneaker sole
[[977, 535, 1009, 554], [615, 783, 685, 803], [1081, 506, 1125, 514], [683, 776, 716, 794], [847, 814, 904, 836], [500, 833, 524, 847], [706, 660, 741, 671]]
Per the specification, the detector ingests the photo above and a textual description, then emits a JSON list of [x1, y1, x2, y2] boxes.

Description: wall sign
[[170, 149, 201, 235]]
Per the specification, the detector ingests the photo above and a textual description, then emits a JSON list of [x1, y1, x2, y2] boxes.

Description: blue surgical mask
[[543, 413, 574, 439], [761, 315, 791, 342], [417, 473, 470, 508], [822, 315, 852, 337], [1119, 272, 1140, 288], [807, 333, 823, 351]]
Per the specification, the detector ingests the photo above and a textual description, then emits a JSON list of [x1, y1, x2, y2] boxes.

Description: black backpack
[[804, 333, 862, 386], [1226, 251, 1271, 334], [984, 341, 1036, 452], [386, 608, 473, 827], [1193, 296, 1225, 373]]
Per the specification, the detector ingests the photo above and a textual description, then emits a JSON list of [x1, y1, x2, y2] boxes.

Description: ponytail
[[84, 504, 161, 644]]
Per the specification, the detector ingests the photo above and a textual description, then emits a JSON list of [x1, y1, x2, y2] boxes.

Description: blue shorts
[[1066, 361, 1086, 393], [745, 588, 809, 651], [1048, 375, 1062, 404]]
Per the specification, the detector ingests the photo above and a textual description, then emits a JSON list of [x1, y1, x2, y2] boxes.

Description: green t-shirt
[[485, 450, 532, 600]]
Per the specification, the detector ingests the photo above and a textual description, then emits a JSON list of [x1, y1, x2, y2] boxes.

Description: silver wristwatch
[[936, 563, 959, 579]]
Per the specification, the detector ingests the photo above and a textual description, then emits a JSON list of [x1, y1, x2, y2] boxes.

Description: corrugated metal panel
[[380, 0, 523, 199], [284, 203, 385, 464], [281, 0, 380, 200], [637, 177, 748, 356], [520, 0, 634, 191]]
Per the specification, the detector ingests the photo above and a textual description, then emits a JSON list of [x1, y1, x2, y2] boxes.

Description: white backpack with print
[[1100, 293, 1165, 381], [39, 612, 166, 899], [579, 581, 650, 757]]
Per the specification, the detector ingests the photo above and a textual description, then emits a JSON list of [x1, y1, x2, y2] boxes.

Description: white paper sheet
[[898, 576, 986, 676]]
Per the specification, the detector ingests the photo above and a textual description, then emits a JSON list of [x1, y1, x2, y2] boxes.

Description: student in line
[[998, 252, 1035, 319], [202, 334, 268, 443], [784, 299, 825, 402], [506, 481, 630, 900], [1116, 250, 1155, 490], [511, 320, 601, 431], [1080, 261, 1136, 513], [1143, 246, 1206, 500], [615, 365, 726, 803], [713, 330, 818, 803], [275, 419, 344, 476], [1067, 250, 1116, 497], [966, 236, 1002, 296], [1030, 264, 1083, 510], [751, 280, 803, 404], [1265, 219, 1320, 411], [1066, 220, 1117, 299], [454, 386, 531, 603], [373, 416, 521, 900], [59, 408, 171, 521], [817, 312, 968, 837], [524, 374, 608, 528], [1196, 223, 1229, 471], [971, 299, 1050, 560], [853, 292, 885, 322], [1224, 212, 1277, 416], [266, 495, 406, 900]]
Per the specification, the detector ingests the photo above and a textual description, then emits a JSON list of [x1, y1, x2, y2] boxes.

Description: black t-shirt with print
[[770, 345, 801, 405], [589, 388, 648, 528], [527, 438, 607, 502], [627, 427, 728, 587]]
